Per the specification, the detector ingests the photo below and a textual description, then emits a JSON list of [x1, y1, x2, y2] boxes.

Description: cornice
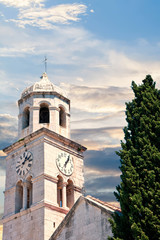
[[18, 91, 70, 106], [2, 200, 68, 224], [32, 173, 58, 184], [3, 127, 87, 155]]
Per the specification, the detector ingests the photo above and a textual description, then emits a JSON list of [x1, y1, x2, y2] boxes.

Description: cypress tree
[[109, 75, 160, 240]]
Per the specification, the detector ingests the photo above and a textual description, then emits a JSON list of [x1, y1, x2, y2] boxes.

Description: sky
[[1, 0, 160, 215]]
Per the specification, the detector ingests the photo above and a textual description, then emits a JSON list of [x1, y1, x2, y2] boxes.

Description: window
[[57, 176, 63, 207], [22, 107, 30, 129], [59, 107, 66, 127], [15, 181, 23, 213], [67, 180, 74, 209], [39, 104, 49, 123]]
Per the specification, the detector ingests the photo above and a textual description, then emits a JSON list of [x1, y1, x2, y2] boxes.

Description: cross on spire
[[43, 56, 47, 73]]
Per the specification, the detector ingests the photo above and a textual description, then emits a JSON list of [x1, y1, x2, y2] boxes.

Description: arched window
[[59, 107, 66, 127], [57, 176, 63, 207], [67, 179, 74, 209], [15, 181, 23, 213], [39, 104, 49, 123], [22, 107, 30, 129]]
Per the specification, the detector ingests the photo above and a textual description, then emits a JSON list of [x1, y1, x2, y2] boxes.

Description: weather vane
[[43, 56, 47, 73]]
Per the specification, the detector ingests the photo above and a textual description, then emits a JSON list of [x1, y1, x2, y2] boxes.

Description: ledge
[[18, 91, 70, 106], [3, 127, 87, 154], [2, 200, 69, 224]]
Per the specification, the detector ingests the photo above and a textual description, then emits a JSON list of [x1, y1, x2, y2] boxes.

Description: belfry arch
[[22, 107, 30, 129], [57, 176, 63, 207], [15, 180, 23, 213], [67, 179, 74, 209], [39, 103, 49, 123], [59, 106, 66, 128]]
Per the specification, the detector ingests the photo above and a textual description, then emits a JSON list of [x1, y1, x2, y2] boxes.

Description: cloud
[[84, 148, 121, 172], [85, 176, 120, 193], [0, 0, 44, 8], [84, 175, 120, 202], [0, 47, 35, 57], [83, 147, 121, 202], [71, 110, 124, 126], [68, 85, 133, 114], [1, 17, 160, 91], [0, 114, 18, 149], [61, 84, 132, 132], [71, 127, 123, 150], [6, 3, 87, 29], [0, 156, 6, 170]]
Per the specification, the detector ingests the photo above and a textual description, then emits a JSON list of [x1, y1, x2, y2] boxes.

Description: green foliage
[[109, 75, 160, 240]]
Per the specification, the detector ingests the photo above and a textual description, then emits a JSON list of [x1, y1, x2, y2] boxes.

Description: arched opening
[[22, 107, 30, 129], [67, 179, 74, 209], [57, 176, 63, 207], [26, 177, 32, 209], [15, 181, 23, 213], [59, 107, 66, 127], [39, 103, 49, 123]]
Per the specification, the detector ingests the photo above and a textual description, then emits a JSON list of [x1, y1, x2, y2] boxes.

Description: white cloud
[[0, 114, 18, 149], [64, 84, 133, 114], [71, 127, 123, 150], [6, 3, 87, 29], [76, 77, 84, 82], [0, 0, 44, 8], [0, 47, 35, 57], [84, 167, 120, 178]]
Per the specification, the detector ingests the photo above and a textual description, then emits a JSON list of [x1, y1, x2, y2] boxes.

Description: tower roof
[[21, 73, 67, 99]]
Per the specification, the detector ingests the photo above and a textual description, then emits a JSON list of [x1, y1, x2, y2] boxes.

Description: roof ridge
[[86, 195, 121, 212]]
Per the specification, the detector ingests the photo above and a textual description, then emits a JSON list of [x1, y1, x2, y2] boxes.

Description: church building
[[2, 73, 118, 240]]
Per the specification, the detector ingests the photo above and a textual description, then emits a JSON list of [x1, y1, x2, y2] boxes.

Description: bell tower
[[18, 72, 70, 139], [2, 73, 86, 240]]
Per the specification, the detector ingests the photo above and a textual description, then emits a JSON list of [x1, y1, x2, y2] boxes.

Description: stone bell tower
[[18, 72, 70, 139], [2, 73, 86, 240]]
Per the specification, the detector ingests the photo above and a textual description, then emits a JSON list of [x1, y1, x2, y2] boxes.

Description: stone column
[[31, 106, 39, 133], [23, 181, 28, 210], [62, 183, 67, 208], [49, 106, 60, 133]]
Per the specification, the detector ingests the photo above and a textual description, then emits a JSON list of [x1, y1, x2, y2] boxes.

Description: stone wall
[[3, 207, 44, 240], [50, 197, 113, 240]]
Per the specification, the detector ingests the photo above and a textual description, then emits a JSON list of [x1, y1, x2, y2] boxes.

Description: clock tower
[[2, 73, 86, 240]]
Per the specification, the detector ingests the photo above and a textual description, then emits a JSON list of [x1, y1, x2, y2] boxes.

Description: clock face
[[56, 152, 74, 176], [16, 151, 33, 176]]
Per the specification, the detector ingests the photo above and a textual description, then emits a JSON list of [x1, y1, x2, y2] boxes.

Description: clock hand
[[22, 155, 28, 165], [64, 156, 70, 168]]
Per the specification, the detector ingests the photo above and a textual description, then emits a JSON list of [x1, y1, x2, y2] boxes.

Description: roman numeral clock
[[56, 152, 74, 176], [16, 150, 33, 176], [2, 72, 86, 240]]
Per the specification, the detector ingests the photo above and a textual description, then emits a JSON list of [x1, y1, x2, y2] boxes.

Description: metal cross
[[43, 56, 47, 73]]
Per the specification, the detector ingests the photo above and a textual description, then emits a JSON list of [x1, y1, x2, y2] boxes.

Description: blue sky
[[1, 0, 160, 215]]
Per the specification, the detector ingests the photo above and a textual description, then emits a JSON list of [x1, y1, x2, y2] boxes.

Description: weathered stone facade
[[49, 196, 120, 240]]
